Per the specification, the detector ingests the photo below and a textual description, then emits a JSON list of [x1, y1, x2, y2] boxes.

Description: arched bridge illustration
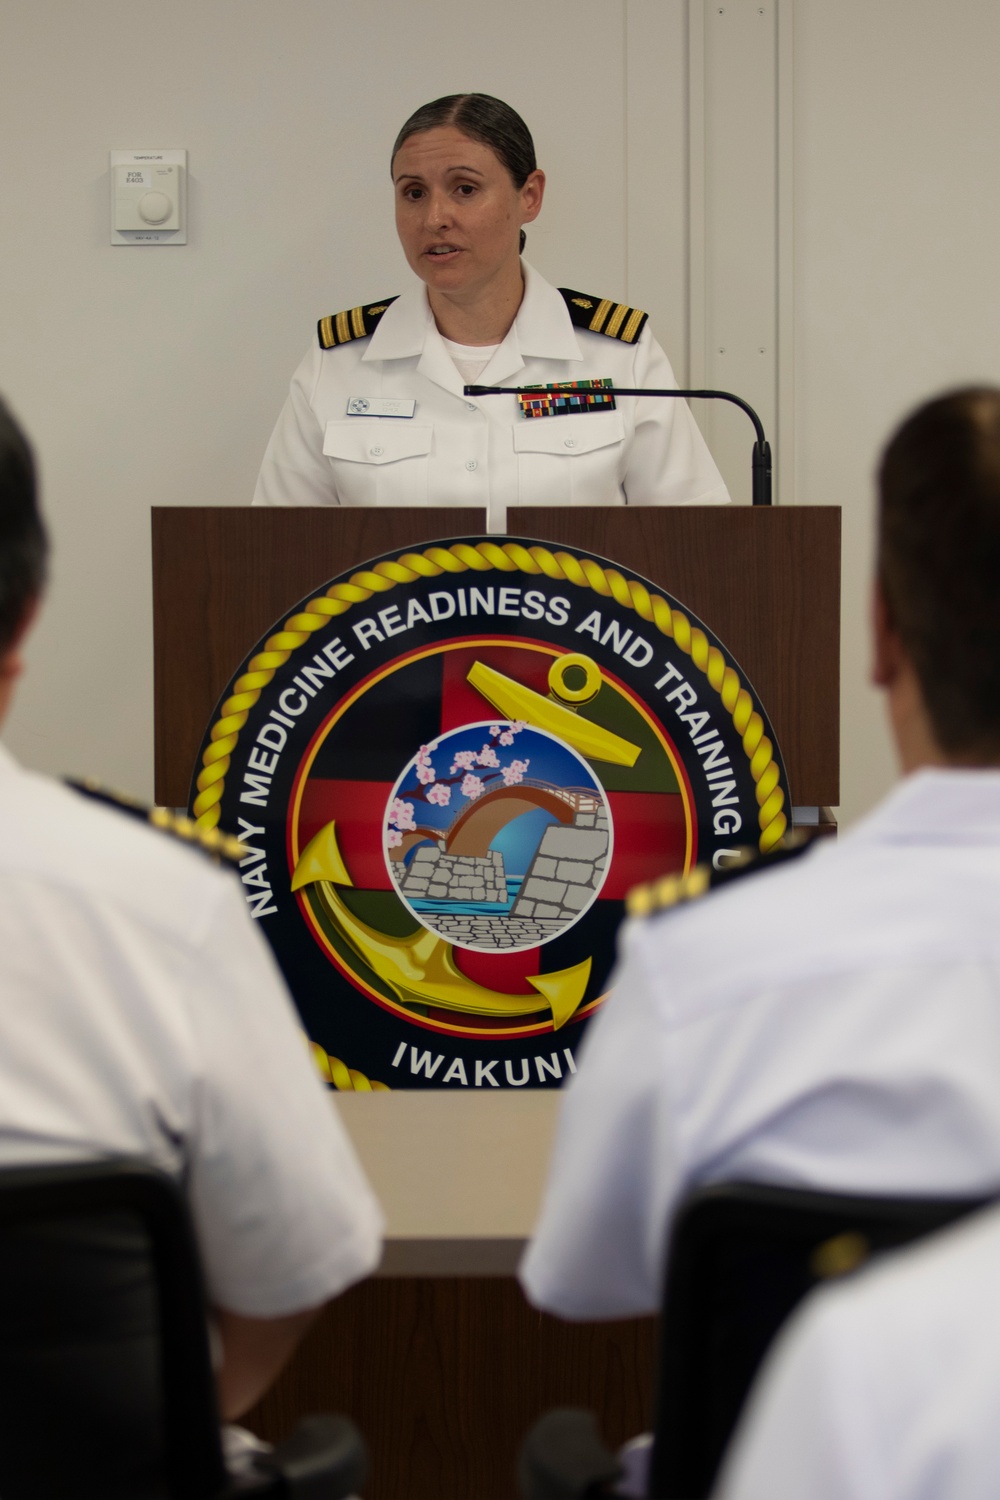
[[390, 781, 602, 863]]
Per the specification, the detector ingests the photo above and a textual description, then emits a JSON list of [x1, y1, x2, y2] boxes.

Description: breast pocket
[[322, 421, 432, 507], [512, 411, 627, 507]]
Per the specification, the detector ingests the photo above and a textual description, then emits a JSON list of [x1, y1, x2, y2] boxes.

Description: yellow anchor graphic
[[291, 821, 591, 1030], [467, 659, 641, 767]]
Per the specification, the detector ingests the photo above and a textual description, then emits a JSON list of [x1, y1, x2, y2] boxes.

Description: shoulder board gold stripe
[[588, 299, 613, 334], [604, 302, 629, 340], [621, 306, 646, 343], [317, 297, 397, 350], [559, 288, 648, 342], [625, 863, 711, 918], [65, 779, 245, 864]]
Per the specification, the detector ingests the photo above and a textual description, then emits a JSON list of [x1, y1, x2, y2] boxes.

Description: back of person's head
[[878, 386, 1000, 759], [0, 399, 47, 657]]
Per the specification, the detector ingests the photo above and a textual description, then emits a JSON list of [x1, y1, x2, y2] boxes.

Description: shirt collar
[[362, 261, 583, 371], [848, 766, 1000, 846], [363, 281, 431, 362], [511, 262, 583, 361]]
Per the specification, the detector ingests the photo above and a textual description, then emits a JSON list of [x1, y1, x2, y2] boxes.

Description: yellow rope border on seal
[[310, 1040, 389, 1092], [193, 540, 786, 853]]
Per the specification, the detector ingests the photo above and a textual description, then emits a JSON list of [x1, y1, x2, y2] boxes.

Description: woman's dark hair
[[0, 398, 47, 655], [878, 385, 1000, 756], [391, 94, 537, 252]]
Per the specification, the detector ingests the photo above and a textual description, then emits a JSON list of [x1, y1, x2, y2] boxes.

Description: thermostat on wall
[[110, 149, 187, 245]]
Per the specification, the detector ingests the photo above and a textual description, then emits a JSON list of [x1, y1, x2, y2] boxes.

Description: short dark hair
[[878, 386, 1000, 756], [391, 94, 537, 252], [0, 398, 47, 656]]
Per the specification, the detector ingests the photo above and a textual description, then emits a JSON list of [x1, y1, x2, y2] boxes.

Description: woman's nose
[[423, 191, 452, 229]]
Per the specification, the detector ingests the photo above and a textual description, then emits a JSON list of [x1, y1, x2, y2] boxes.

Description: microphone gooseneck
[[463, 384, 773, 507]]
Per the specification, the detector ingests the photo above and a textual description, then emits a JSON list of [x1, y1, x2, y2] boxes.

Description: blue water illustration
[[412, 876, 523, 918]]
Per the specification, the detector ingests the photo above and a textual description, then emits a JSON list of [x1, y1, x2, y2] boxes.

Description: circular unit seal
[[189, 537, 791, 1091], [384, 720, 613, 955]]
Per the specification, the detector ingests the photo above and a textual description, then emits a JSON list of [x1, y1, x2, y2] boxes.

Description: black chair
[[0, 1158, 367, 1500], [519, 1181, 992, 1500]]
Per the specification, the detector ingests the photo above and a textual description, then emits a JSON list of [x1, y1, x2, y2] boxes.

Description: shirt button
[[466, 402, 477, 411], [466, 459, 478, 472], [370, 445, 384, 457], [564, 438, 577, 449]]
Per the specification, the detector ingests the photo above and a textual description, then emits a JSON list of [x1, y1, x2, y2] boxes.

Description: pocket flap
[[323, 421, 433, 464], [512, 410, 625, 457]]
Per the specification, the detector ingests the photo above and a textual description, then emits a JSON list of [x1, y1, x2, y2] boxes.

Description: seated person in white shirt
[[714, 1199, 1000, 1500], [521, 384, 1000, 1321], [0, 394, 383, 1419]]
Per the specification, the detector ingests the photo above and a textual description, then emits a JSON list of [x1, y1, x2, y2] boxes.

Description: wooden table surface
[[245, 1091, 656, 1500], [335, 1090, 560, 1275]]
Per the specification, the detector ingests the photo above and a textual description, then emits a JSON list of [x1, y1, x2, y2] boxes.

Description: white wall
[[0, 0, 687, 796], [792, 0, 1000, 822], [4, 0, 1000, 828]]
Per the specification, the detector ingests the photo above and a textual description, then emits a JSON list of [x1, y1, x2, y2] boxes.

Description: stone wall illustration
[[430, 911, 566, 947], [509, 807, 610, 924], [393, 802, 610, 950], [398, 846, 507, 904]]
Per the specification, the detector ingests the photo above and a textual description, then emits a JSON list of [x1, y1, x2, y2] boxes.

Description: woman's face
[[392, 125, 544, 302]]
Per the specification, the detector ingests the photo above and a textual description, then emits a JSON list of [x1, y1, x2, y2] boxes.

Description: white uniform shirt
[[0, 744, 383, 1317], [252, 263, 730, 531], [716, 1201, 1000, 1500], [521, 769, 1000, 1320]]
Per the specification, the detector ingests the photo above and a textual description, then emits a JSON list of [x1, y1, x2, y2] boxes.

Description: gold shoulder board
[[625, 832, 813, 920], [65, 779, 244, 865], [558, 287, 649, 345], [317, 296, 399, 350]]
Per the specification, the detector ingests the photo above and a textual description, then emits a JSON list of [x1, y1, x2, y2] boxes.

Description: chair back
[[0, 1158, 227, 1500], [649, 1181, 992, 1499]]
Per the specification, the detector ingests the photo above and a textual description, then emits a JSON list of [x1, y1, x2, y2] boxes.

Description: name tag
[[346, 396, 416, 418]]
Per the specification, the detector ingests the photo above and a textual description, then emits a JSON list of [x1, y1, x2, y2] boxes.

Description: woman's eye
[[455, 183, 477, 197], [402, 187, 423, 202]]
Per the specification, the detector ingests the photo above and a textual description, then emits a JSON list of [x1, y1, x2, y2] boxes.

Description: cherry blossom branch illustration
[[386, 722, 531, 842]]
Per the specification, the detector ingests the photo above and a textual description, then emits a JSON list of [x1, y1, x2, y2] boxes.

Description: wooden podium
[[152, 505, 839, 810], [151, 505, 840, 1500]]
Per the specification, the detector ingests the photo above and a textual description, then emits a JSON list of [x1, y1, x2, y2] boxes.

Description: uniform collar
[[363, 282, 431, 363], [511, 262, 583, 361], [363, 282, 467, 396], [362, 262, 582, 394], [848, 766, 1000, 847]]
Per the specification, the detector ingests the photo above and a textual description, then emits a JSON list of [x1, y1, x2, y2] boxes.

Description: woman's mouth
[[426, 245, 461, 259]]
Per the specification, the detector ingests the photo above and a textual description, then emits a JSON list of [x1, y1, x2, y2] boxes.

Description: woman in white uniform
[[253, 93, 730, 530]]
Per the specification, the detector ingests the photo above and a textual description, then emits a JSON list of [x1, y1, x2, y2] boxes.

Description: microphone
[[463, 384, 773, 507]]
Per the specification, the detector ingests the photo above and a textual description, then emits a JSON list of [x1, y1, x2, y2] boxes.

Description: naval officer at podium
[[252, 93, 729, 531]]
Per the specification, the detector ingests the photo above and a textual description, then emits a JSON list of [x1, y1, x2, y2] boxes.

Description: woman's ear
[[519, 169, 546, 226]]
